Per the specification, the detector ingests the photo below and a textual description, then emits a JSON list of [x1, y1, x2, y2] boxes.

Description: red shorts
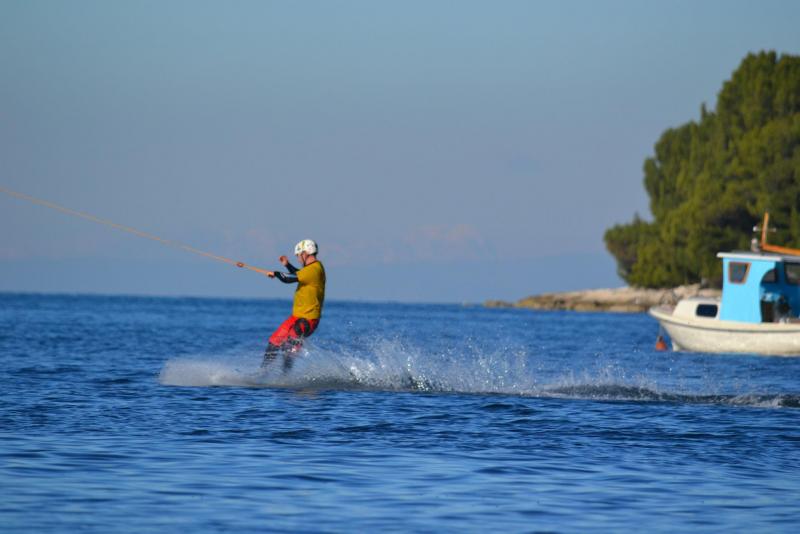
[[268, 316, 320, 349]]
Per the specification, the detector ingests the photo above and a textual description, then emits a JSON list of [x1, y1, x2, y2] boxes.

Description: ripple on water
[[1, 295, 799, 532]]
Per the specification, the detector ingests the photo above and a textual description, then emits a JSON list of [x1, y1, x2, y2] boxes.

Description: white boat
[[649, 214, 800, 356]]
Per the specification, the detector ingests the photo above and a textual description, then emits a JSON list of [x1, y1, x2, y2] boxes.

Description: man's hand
[[279, 255, 289, 266]]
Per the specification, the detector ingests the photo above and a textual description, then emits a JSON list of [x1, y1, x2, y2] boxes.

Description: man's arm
[[279, 255, 300, 274], [274, 271, 298, 284]]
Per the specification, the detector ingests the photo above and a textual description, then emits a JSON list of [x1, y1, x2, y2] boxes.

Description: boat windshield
[[784, 263, 800, 285]]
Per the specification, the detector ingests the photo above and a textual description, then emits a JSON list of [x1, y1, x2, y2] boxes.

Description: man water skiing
[[262, 239, 326, 371]]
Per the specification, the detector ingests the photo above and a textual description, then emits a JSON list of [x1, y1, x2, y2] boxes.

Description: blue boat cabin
[[718, 252, 800, 323]]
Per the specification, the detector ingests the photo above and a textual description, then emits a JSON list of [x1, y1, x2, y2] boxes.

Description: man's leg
[[280, 318, 311, 371], [280, 318, 321, 372], [282, 349, 296, 372], [262, 342, 282, 368], [263, 317, 320, 372], [262, 317, 296, 369]]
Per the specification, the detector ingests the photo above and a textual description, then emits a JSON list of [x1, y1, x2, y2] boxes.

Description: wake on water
[[159, 338, 528, 393], [158, 338, 800, 409]]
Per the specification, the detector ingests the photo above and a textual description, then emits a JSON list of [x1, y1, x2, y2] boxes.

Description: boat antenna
[[0, 185, 272, 276]]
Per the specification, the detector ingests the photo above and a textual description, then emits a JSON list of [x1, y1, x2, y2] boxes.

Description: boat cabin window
[[695, 304, 718, 318], [728, 262, 750, 284], [784, 263, 800, 285], [762, 269, 777, 283]]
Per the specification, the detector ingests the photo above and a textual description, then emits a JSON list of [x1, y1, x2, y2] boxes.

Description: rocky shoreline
[[484, 284, 721, 313]]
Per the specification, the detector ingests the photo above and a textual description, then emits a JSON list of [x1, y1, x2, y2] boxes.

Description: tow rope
[[0, 185, 271, 276]]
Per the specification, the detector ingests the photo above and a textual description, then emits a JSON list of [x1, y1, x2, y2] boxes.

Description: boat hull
[[649, 305, 800, 356]]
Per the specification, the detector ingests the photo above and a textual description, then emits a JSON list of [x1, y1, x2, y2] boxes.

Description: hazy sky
[[2, 1, 799, 302]]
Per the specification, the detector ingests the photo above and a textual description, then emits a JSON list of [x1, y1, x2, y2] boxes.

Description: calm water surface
[[1, 293, 798, 532]]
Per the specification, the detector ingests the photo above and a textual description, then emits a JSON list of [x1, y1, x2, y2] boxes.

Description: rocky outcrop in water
[[485, 284, 721, 313]]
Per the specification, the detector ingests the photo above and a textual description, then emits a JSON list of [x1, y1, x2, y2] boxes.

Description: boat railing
[[756, 212, 800, 257]]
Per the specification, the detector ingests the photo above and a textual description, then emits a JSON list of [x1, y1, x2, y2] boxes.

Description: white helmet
[[294, 239, 318, 256]]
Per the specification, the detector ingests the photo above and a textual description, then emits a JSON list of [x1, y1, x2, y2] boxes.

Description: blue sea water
[[1, 293, 799, 532]]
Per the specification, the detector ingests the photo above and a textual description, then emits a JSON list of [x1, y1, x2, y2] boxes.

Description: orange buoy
[[655, 335, 668, 351]]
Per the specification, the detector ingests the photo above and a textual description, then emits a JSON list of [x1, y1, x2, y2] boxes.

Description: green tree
[[605, 51, 800, 287]]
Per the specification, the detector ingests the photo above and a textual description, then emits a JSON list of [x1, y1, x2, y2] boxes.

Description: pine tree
[[605, 51, 800, 287]]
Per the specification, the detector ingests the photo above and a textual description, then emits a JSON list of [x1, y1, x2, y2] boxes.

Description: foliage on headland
[[605, 51, 800, 288]]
